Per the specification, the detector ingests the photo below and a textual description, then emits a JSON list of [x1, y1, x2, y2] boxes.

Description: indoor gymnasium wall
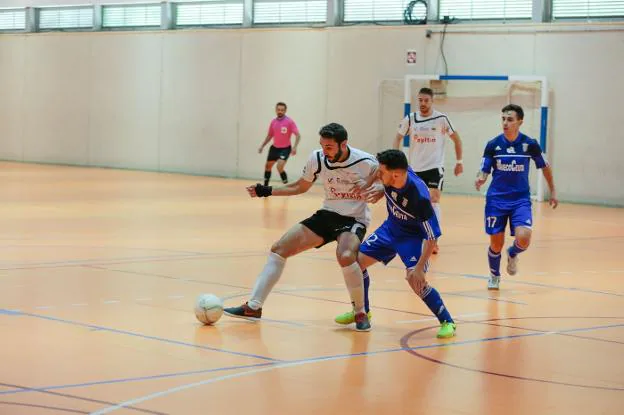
[[158, 31, 242, 177], [0, 35, 25, 161], [533, 31, 624, 206], [0, 23, 622, 205], [235, 29, 328, 180]]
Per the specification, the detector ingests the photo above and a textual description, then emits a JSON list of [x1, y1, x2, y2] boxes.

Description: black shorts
[[267, 145, 292, 162], [300, 210, 367, 248], [416, 167, 444, 190]]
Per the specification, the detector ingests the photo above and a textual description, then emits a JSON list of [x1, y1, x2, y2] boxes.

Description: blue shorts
[[359, 221, 429, 270], [484, 200, 533, 236]]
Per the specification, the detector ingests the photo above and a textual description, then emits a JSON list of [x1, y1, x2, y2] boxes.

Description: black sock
[[279, 171, 288, 183], [264, 171, 271, 186]]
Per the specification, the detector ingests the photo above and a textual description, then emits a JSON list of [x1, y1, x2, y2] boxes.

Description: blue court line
[[5, 322, 623, 397], [295, 322, 624, 361], [0, 309, 280, 362], [300, 254, 624, 298], [458, 273, 624, 297], [0, 362, 275, 396]]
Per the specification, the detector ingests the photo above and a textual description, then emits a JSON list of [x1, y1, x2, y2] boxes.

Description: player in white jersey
[[393, 87, 463, 254], [224, 123, 377, 331]]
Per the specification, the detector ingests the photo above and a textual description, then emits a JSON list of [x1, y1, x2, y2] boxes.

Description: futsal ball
[[194, 293, 224, 325]]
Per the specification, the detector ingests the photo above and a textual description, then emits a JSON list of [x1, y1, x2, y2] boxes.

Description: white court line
[[34, 306, 55, 310], [89, 359, 332, 415], [396, 312, 487, 324], [608, 270, 623, 273], [102, 300, 120, 304], [99, 321, 622, 414]]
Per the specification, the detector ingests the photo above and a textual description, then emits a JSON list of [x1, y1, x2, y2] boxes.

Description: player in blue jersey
[[335, 149, 456, 338], [475, 104, 558, 290]]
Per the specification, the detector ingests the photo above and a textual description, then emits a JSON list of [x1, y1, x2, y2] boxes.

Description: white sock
[[432, 202, 441, 226], [341, 262, 365, 313], [248, 252, 286, 310]]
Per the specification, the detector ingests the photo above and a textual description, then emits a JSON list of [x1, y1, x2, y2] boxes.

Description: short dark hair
[[502, 104, 524, 120], [376, 149, 408, 170], [319, 123, 348, 143], [418, 87, 434, 97], [276, 102, 287, 109]]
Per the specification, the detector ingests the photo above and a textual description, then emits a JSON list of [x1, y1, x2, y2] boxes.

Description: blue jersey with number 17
[[480, 133, 547, 209]]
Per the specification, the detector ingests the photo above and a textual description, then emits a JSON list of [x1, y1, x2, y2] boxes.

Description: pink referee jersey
[[268, 116, 299, 148]]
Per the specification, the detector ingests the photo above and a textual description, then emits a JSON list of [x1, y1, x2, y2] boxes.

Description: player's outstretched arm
[[246, 177, 314, 198], [541, 165, 558, 209]]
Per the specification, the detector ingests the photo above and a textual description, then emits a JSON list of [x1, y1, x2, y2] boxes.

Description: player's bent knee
[[336, 250, 357, 267], [515, 227, 532, 248], [270, 241, 290, 258]]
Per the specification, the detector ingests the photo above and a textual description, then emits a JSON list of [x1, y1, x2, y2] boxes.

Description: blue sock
[[488, 247, 501, 276], [508, 240, 526, 258], [363, 269, 370, 313], [421, 285, 453, 324]]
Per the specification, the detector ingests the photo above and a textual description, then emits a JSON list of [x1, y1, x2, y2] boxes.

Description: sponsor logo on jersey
[[329, 187, 364, 200], [496, 159, 525, 172], [506, 147, 516, 154], [389, 203, 408, 220], [413, 136, 437, 143], [522, 143, 529, 152]]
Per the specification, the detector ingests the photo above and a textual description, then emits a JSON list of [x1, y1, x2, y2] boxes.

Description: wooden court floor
[[0, 162, 622, 414]]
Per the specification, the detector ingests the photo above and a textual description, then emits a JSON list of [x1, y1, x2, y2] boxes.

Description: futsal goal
[[378, 74, 551, 202]]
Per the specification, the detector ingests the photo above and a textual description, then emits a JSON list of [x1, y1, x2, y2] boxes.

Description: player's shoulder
[[520, 133, 540, 146], [485, 134, 504, 148], [348, 147, 377, 163], [431, 109, 449, 118], [306, 149, 324, 161]]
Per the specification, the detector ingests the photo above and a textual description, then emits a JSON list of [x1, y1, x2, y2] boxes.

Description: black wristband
[[255, 183, 273, 197]]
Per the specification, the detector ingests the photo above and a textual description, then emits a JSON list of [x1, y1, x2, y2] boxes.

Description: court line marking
[[0, 382, 165, 415], [4, 318, 623, 397], [0, 309, 280, 362], [299, 255, 624, 297], [0, 362, 275, 396], [89, 322, 624, 414], [396, 312, 487, 324], [0, 401, 88, 414], [458, 273, 624, 297]]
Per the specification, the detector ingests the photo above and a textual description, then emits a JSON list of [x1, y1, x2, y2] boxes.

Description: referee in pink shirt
[[258, 102, 301, 186]]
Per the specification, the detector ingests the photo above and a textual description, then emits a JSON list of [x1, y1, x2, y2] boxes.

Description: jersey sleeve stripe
[[423, 220, 436, 240]]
